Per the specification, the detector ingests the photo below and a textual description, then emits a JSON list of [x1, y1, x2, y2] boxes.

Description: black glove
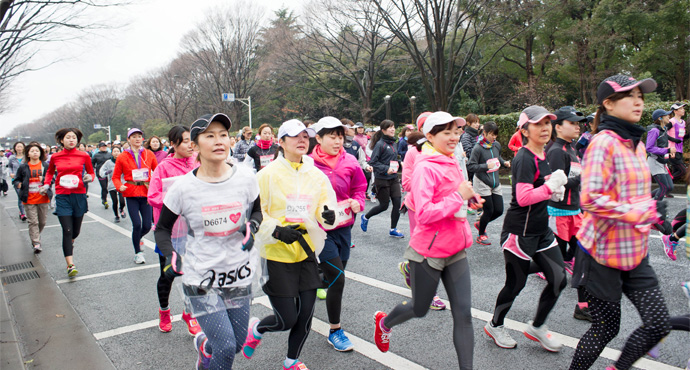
[[163, 251, 183, 280], [239, 221, 258, 252], [399, 203, 408, 215], [655, 199, 668, 222], [321, 205, 335, 226], [273, 224, 302, 244]]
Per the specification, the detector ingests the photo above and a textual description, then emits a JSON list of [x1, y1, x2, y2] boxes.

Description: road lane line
[[94, 314, 183, 340], [83, 210, 156, 250], [19, 220, 97, 232], [55, 264, 158, 284]]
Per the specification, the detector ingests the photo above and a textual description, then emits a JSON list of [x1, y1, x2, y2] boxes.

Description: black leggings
[[320, 258, 348, 325], [257, 290, 316, 359], [556, 235, 578, 262], [384, 257, 473, 370], [157, 254, 174, 309], [492, 247, 566, 327], [478, 194, 503, 234], [108, 190, 125, 218], [569, 287, 671, 370], [365, 179, 401, 229], [57, 215, 84, 257], [651, 174, 673, 201], [98, 178, 109, 203]]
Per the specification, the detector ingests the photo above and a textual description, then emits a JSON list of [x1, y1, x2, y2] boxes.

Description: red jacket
[[44, 148, 95, 195], [508, 131, 523, 156], [112, 148, 158, 198]]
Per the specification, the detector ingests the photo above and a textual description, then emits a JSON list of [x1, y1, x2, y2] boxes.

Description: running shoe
[[389, 228, 404, 238], [524, 320, 562, 352], [182, 311, 202, 336], [535, 272, 546, 280], [374, 311, 391, 352], [360, 214, 368, 232], [662, 235, 677, 261], [476, 235, 491, 245], [33, 244, 42, 254], [114, 217, 120, 223], [194, 332, 211, 370], [134, 252, 146, 264], [476, 209, 484, 217], [467, 209, 476, 215], [67, 264, 78, 278], [159, 308, 172, 333], [242, 317, 262, 359], [483, 322, 517, 349], [564, 260, 574, 275], [398, 261, 411, 289], [120, 209, 126, 219], [20, 213, 26, 221], [430, 296, 446, 310], [103, 201, 109, 209], [283, 360, 309, 370], [473, 221, 480, 232], [316, 288, 327, 300], [327, 328, 354, 352], [647, 342, 662, 359], [573, 305, 592, 322], [682, 282, 690, 309]]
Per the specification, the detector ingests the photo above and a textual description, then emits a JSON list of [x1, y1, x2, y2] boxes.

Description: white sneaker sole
[[523, 331, 562, 352], [327, 338, 354, 352], [483, 325, 517, 349]]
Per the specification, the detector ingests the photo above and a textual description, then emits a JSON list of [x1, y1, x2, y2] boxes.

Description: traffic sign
[[94, 124, 102, 129], [222, 93, 235, 102]]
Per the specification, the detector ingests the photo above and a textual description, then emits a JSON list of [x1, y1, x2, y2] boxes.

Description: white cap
[[312, 116, 347, 135], [422, 111, 466, 135], [278, 119, 316, 139]]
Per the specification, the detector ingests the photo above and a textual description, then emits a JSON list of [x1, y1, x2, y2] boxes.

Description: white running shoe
[[484, 322, 517, 349], [134, 252, 146, 264], [524, 320, 562, 352]]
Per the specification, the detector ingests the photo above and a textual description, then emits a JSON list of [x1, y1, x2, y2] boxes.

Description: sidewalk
[[0, 206, 115, 370]]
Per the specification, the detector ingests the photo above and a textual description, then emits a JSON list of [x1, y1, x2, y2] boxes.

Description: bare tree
[[371, 0, 537, 111], [0, 0, 127, 113], [180, 1, 264, 125], [288, 0, 413, 123]]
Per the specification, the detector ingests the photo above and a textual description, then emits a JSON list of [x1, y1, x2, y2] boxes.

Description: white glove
[[550, 185, 565, 202], [83, 174, 93, 183], [544, 169, 567, 192], [38, 185, 50, 195]]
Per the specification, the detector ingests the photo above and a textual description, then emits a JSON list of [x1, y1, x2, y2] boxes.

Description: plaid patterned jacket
[[577, 130, 660, 271]]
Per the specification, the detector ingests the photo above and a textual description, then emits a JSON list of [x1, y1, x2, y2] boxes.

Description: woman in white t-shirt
[[154, 113, 261, 370]]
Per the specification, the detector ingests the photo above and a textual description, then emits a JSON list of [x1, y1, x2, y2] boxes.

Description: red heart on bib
[[229, 213, 241, 223], [72, 178, 79, 186], [344, 208, 351, 215]]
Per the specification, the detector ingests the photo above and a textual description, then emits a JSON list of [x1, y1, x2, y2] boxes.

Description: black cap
[[596, 74, 656, 104], [190, 113, 232, 141], [553, 106, 586, 123], [98, 142, 107, 147]]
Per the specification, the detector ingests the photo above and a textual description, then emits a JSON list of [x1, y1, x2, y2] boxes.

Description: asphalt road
[[1, 184, 688, 370]]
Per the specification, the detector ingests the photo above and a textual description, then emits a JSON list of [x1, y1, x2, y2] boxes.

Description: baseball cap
[[312, 116, 347, 135], [670, 102, 687, 110], [241, 126, 252, 133], [586, 112, 596, 124], [278, 119, 315, 139], [98, 142, 107, 147], [652, 109, 672, 122], [127, 128, 144, 138], [517, 106, 557, 128], [415, 111, 433, 131], [553, 106, 586, 123], [355, 122, 364, 128], [190, 113, 232, 141], [422, 111, 466, 135], [596, 74, 657, 104]]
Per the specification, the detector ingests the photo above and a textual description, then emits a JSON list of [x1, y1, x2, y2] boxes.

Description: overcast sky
[[0, 0, 301, 137]]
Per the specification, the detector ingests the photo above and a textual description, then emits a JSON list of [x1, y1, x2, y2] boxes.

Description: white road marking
[[83, 209, 156, 251], [94, 314, 183, 340], [19, 220, 97, 232], [55, 264, 158, 284]]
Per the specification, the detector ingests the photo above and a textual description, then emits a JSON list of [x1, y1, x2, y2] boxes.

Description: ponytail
[[591, 106, 606, 134]]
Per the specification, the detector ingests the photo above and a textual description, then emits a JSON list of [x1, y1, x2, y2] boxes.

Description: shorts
[[55, 193, 88, 217], [572, 247, 659, 302], [262, 255, 322, 297], [472, 179, 502, 197], [319, 226, 351, 262], [374, 177, 402, 198], [500, 230, 557, 261], [548, 214, 582, 241]]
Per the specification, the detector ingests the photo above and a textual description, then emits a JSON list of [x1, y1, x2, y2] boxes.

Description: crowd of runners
[[1, 74, 689, 370]]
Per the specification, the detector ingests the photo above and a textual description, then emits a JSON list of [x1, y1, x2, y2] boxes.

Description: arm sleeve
[[12, 165, 25, 185], [645, 129, 668, 156], [84, 154, 95, 178], [412, 165, 464, 225], [401, 149, 415, 192], [315, 175, 338, 230], [154, 205, 180, 259], [508, 132, 521, 152], [43, 157, 56, 186], [368, 142, 389, 174], [667, 136, 682, 144], [147, 166, 164, 209], [349, 163, 367, 212], [513, 152, 552, 207], [546, 148, 578, 189], [98, 162, 109, 178], [467, 146, 488, 173], [248, 147, 261, 172], [357, 147, 367, 170], [248, 194, 262, 226], [112, 156, 124, 190], [580, 137, 658, 224], [495, 143, 506, 166]]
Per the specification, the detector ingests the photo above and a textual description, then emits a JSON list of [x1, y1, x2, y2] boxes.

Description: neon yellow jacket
[[256, 154, 337, 263]]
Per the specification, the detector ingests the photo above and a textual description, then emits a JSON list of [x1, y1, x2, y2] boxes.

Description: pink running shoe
[[662, 235, 677, 261], [430, 296, 446, 310], [242, 317, 262, 359], [374, 311, 391, 352], [564, 260, 574, 275], [535, 272, 546, 280], [182, 311, 202, 336], [284, 360, 309, 370], [158, 308, 172, 333]]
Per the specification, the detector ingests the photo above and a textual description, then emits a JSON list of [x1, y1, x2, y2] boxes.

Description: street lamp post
[[384, 95, 391, 120], [410, 96, 416, 124]]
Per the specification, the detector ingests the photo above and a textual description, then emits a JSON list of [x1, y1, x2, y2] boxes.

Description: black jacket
[[92, 151, 113, 179], [13, 161, 51, 203], [368, 135, 399, 180], [246, 144, 279, 172], [460, 127, 479, 159], [467, 141, 506, 189], [546, 138, 581, 211]]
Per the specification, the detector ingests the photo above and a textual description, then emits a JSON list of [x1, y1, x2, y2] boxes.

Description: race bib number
[[285, 194, 312, 223], [678, 127, 685, 138], [202, 202, 243, 236], [132, 168, 149, 181], [28, 181, 41, 193], [569, 162, 582, 177], [454, 200, 468, 219], [389, 161, 399, 173], [486, 158, 500, 173], [59, 174, 79, 189], [334, 200, 354, 227], [259, 155, 273, 169]]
